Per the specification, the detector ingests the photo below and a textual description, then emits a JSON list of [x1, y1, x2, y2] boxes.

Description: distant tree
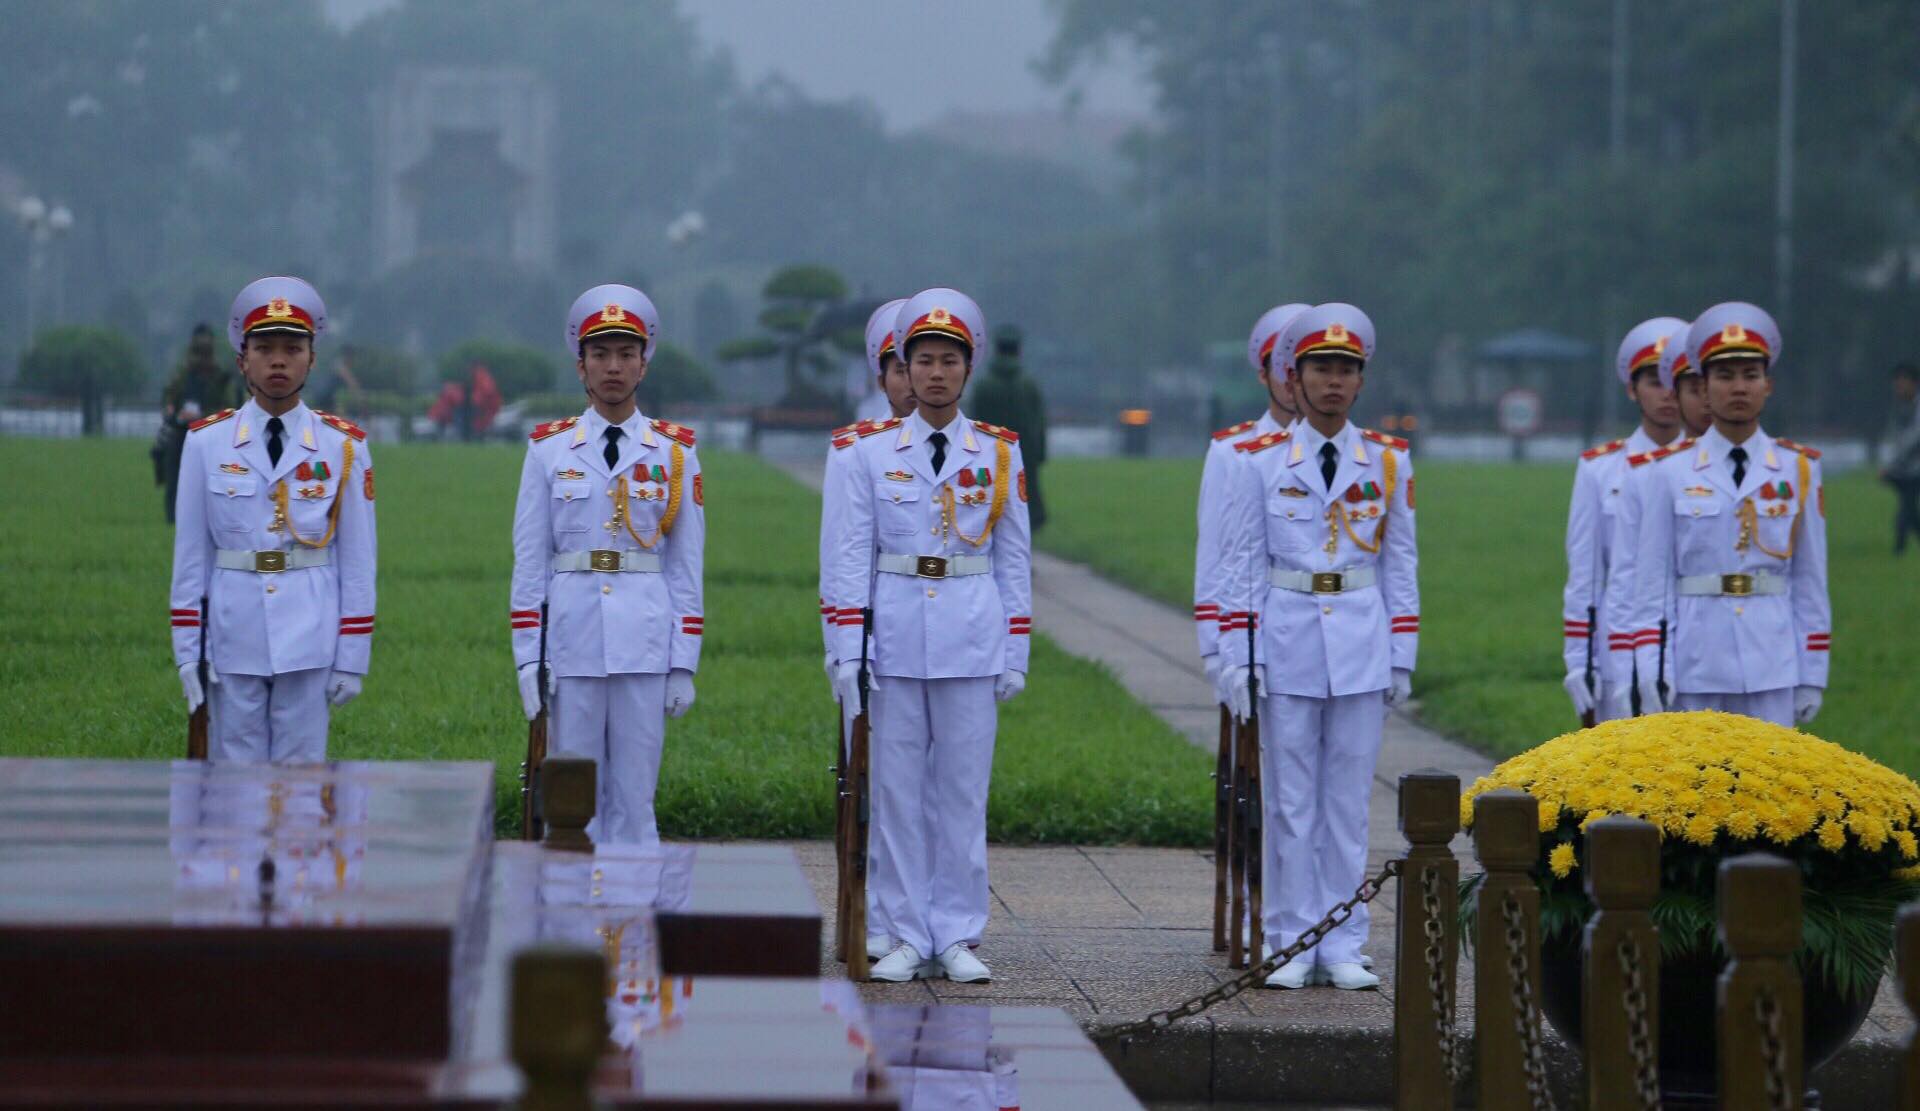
[[436, 338, 559, 401], [338, 345, 421, 395], [637, 342, 717, 411], [20, 324, 147, 436], [716, 264, 862, 407]]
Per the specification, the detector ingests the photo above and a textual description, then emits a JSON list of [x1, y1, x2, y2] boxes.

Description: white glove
[[517, 663, 544, 721], [178, 662, 216, 712], [326, 671, 362, 707], [1202, 653, 1223, 687], [1605, 684, 1634, 722], [666, 669, 696, 718], [995, 670, 1026, 703], [1562, 672, 1595, 718], [1385, 668, 1413, 708], [1636, 671, 1666, 717], [834, 661, 864, 712], [1219, 665, 1253, 722], [1794, 686, 1823, 724]]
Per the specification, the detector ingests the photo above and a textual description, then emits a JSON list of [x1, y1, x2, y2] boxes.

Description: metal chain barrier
[[1615, 934, 1662, 1111], [1109, 858, 1402, 1044], [1420, 863, 1461, 1087], [1754, 990, 1792, 1111], [1499, 891, 1558, 1111]]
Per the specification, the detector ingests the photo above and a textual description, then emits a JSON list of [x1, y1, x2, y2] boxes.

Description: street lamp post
[[15, 195, 74, 347]]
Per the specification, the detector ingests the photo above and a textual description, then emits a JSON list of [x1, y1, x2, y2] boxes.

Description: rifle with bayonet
[[1239, 611, 1264, 965], [838, 607, 873, 981], [186, 593, 210, 760], [520, 602, 550, 841], [832, 672, 850, 962], [1581, 603, 1598, 727], [1211, 703, 1231, 953]]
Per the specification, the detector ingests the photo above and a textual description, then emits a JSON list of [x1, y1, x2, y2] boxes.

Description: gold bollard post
[[1899, 904, 1920, 1111], [1394, 770, 1460, 1111], [511, 945, 607, 1111], [1718, 853, 1803, 1111], [1582, 816, 1661, 1110], [1474, 789, 1546, 1109], [541, 757, 597, 854]]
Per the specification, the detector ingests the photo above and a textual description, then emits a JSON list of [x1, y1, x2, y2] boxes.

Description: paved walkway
[[771, 453, 1905, 1105]]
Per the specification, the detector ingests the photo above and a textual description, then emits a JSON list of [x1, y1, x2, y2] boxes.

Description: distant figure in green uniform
[[154, 324, 241, 522], [969, 325, 1049, 528]]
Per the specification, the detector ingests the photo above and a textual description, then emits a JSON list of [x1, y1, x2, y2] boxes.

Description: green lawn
[[0, 438, 1206, 845], [1041, 455, 1920, 771]]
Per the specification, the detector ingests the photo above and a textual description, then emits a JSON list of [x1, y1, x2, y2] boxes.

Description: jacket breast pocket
[[876, 484, 922, 535], [1672, 498, 1722, 562], [552, 481, 594, 532], [1266, 498, 1316, 552], [206, 475, 258, 533]]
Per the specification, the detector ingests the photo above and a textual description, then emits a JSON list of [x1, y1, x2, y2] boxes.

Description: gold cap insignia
[[266, 298, 293, 319], [929, 307, 951, 325], [1721, 322, 1747, 344], [603, 303, 627, 323], [1653, 335, 1668, 355], [1326, 322, 1349, 343]]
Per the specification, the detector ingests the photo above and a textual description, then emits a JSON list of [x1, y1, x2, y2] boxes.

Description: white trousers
[[843, 702, 894, 944], [554, 673, 668, 847], [211, 668, 330, 763], [1673, 688, 1794, 727], [869, 675, 997, 959], [1260, 689, 1385, 966], [1594, 679, 1627, 723]]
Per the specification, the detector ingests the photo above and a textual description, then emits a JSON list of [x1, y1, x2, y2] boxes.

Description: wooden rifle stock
[[186, 594, 209, 760], [521, 603, 550, 841]]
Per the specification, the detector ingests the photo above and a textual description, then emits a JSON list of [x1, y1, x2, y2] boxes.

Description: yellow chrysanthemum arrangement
[[1459, 711, 1920, 997]]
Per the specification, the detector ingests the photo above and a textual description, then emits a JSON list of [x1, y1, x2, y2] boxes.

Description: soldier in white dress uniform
[[510, 285, 705, 846], [1601, 320, 1707, 716], [1624, 302, 1829, 727], [819, 297, 913, 961], [825, 288, 1033, 984], [1216, 303, 1418, 990], [169, 276, 376, 763], [1560, 316, 1687, 723]]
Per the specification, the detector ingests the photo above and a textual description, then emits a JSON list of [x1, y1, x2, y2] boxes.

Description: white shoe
[[937, 943, 991, 983], [1264, 961, 1315, 989], [866, 934, 893, 961], [870, 943, 934, 982], [1324, 962, 1380, 990], [1361, 953, 1373, 970]]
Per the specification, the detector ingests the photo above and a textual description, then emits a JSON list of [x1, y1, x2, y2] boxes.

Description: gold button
[[1322, 605, 1333, 615], [927, 589, 937, 598], [602, 584, 612, 595], [266, 585, 276, 595], [226, 486, 236, 495], [564, 492, 573, 501], [1734, 606, 1743, 616]]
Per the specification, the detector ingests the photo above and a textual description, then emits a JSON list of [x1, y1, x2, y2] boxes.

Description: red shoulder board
[[529, 416, 580, 442], [1635, 437, 1694, 467], [1361, 428, 1409, 451], [315, 410, 367, 441], [853, 417, 901, 439], [1626, 451, 1655, 468], [972, 420, 1019, 443], [188, 408, 236, 432], [1775, 437, 1821, 460], [1212, 418, 1257, 442], [651, 418, 696, 447], [830, 422, 857, 440], [1581, 439, 1625, 461], [831, 433, 857, 451], [1233, 430, 1291, 454]]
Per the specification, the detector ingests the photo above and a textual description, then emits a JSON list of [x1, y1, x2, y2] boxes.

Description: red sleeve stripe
[[835, 613, 864, 626], [1634, 628, 1663, 646], [1608, 633, 1637, 651], [340, 616, 375, 626], [1806, 634, 1830, 650], [171, 618, 200, 628], [1391, 616, 1420, 630], [1007, 616, 1032, 635], [510, 609, 539, 619], [171, 608, 200, 617], [1218, 611, 1258, 632], [1564, 628, 1590, 639], [1194, 604, 1220, 618], [1563, 619, 1590, 629], [511, 619, 541, 630]]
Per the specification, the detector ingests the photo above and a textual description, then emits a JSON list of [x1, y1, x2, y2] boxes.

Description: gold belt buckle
[[590, 550, 621, 572], [916, 556, 948, 579], [1721, 573, 1753, 596], [1311, 572, 1344, 594], [254, 550, 286, 573]]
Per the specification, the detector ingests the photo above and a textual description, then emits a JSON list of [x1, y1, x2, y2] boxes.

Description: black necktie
[[603, 426, 623, 471], [1320, 442, 1339, 491], [928, 431, 948, 475], [1729, 446, 1748, 489], [265, 416, 284, 468]]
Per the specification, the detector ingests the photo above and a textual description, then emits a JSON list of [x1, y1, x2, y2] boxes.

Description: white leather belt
[[553, 550, 662, 573], [216, 548, 329, 573], [1269, 565, 1377, 594], [1677, 572, 1785, 597], [876, 553, 991, 579]]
